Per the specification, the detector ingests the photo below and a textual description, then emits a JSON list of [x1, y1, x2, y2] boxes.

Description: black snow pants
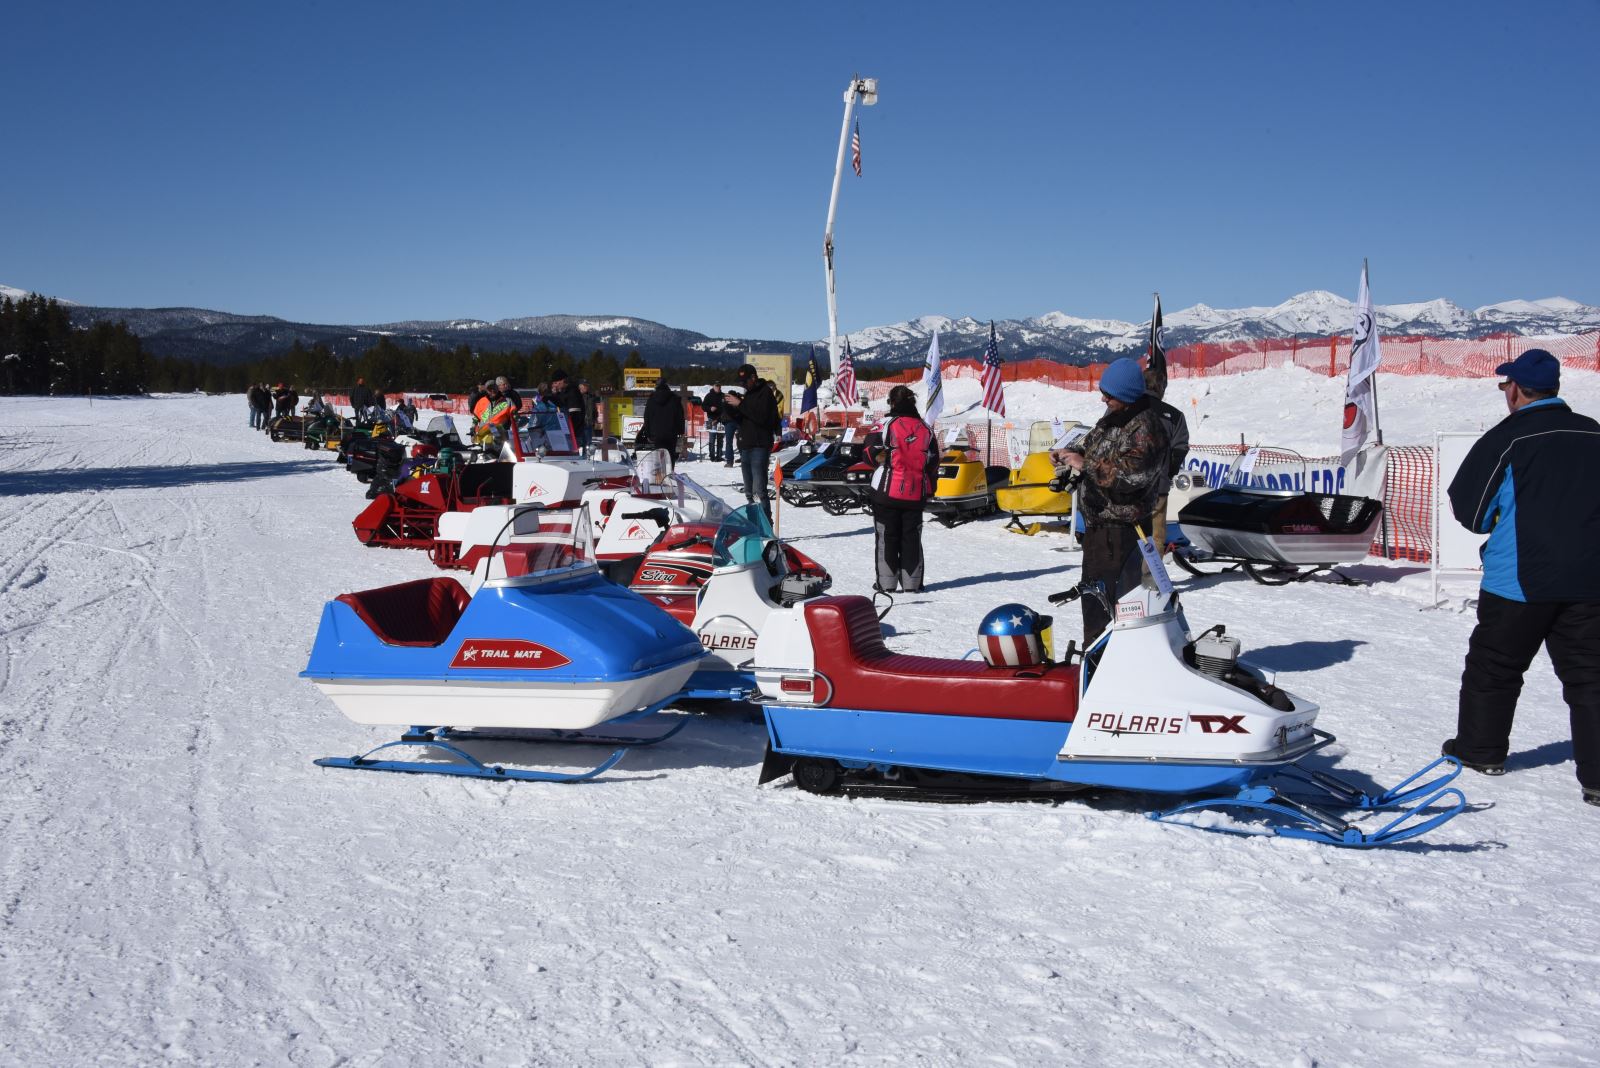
[[873, 502, 925, 593], [1456, 590, 1600, 789], [1080, 522, 1143, 646]]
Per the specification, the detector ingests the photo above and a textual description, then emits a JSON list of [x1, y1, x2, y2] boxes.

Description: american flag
[[851, 120, 862, 177], [979, 321, 1006, 417], [835, 338, 858, 406]]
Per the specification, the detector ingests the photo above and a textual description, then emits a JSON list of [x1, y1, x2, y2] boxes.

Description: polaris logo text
[[1085, 712, 1182, 735], [700, 633, 758, 650]]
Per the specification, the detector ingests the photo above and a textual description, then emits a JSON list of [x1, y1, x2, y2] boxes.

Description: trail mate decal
[[451, 639, 572, 670]]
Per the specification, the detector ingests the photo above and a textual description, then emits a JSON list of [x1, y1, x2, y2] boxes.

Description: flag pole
[[823, 76, 877, 382], [1365, 258, 1384, 447]]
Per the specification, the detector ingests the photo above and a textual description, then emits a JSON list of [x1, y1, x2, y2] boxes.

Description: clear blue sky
[[3, 0, 1597, 339]]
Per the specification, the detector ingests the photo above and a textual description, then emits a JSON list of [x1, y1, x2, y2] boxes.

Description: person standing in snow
[[551, 370, 584, 445], [471, 381, 512, 448], [1444, 349, 1600, 807], [1143, 347, 1189, 559], [869, 385, 937, 593], [724, 364, 781, 518], [639, 379, 686, 470], [256, 384, 276, 432], [349, 377, 376, 420], [719, 386, 741, 468], [496, 375, 524, 413], [701, 383, 726, 462], [578, 381, 601, 452], [1052, 357, 1170, 644]]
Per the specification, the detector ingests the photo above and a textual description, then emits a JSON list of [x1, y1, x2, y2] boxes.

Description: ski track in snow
[[1, 391, 1598, 1067]]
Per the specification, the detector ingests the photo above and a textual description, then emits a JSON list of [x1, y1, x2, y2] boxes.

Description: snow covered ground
[[2, 386, 1598, 1066]]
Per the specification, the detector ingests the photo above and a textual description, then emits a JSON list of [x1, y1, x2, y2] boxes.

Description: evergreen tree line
[[1, 294, 896, 398], [2, 295, 149, 395]]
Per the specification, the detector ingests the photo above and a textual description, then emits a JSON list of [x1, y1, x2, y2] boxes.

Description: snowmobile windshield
[[665, 475, 730, 525], [710, 504, 774, 567], [494, 506, 599, 581], [512, 411, 575, 457]]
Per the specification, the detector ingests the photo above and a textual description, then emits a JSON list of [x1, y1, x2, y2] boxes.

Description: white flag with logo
[[1341, 263, 1383, 468], [920, 327, 945, 424]]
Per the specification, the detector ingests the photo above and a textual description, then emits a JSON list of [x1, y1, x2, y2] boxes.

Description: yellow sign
[[747, 353, 792, 417], [623, 368, 661, 391]]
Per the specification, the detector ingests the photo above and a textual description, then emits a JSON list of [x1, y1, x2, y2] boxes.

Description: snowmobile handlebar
[[1048, 581, 1112, 616]]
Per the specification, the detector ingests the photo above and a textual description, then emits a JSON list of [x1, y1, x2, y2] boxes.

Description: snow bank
[[1, 385, 1596, 1065]]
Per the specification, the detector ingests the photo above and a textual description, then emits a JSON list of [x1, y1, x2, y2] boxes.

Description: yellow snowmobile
[[995, 451, 1076, 535], [925, 447, 1011, 527]]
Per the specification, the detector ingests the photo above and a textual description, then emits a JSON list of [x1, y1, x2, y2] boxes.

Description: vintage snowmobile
[[801, 440, 875, 516], [270, 407, 321, 443], [353, 415, 631, 554], [467, 499, 831, 691], [926, 446, 1011, 527], [777, 441, 836, 507], [437, 471, 728, 574], [303, 510, 715, 783], [994, 451, 1077, 535], [625, 503, 830, 690], [303, 412, 352, 451], [1171, 448, 1385, 585], [752, 568, 1466, 847]]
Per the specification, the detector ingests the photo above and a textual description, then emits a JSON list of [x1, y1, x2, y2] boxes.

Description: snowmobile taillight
[[776, 673, 832, 705]]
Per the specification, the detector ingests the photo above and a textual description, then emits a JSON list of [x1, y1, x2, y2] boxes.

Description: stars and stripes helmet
[[978, 603, 1052, 668]]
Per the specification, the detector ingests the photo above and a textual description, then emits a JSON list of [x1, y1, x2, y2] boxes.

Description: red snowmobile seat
[[496, 541, 582, 578], [337, 577, 472, 647], [804, 596, 1078, 721]]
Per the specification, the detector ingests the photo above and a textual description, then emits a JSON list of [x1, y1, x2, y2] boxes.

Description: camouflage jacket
[[1068, 395, 1170, 526]]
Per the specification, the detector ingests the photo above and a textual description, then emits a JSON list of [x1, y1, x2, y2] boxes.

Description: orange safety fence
[[879, 331, 1600, 390]]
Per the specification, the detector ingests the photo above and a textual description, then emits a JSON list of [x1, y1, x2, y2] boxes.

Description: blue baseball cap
[[1495, 348, 1560, 392]]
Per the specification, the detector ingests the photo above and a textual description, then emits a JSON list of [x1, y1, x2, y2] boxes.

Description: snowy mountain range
[[4, 282, 1596, 366], [835, 292, 1600, 365]]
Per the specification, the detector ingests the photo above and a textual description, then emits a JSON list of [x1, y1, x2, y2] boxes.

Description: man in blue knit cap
[[1052, 357, 1170, 643], [1444, 348, 1600, 807]]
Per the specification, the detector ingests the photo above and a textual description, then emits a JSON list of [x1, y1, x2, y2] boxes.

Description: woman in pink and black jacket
[[869, 385, 939, 593]]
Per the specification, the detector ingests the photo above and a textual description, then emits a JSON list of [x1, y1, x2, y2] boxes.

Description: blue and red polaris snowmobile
[[751, 569, 1467, 847]]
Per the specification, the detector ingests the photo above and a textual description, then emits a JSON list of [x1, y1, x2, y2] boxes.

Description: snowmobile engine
[[1193, 629, 1241, 679]]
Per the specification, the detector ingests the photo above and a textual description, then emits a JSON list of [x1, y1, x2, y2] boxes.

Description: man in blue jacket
[[1445, 348, 1600, 807]]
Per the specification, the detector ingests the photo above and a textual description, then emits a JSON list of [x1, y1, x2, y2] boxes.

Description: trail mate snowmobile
[[303, 509, 714, 783], [752, 560, 1466, 847]]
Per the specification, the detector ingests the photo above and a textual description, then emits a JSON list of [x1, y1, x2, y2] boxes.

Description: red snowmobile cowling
[[353, 464, 516, 550], [626, 524, 831, 627]]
